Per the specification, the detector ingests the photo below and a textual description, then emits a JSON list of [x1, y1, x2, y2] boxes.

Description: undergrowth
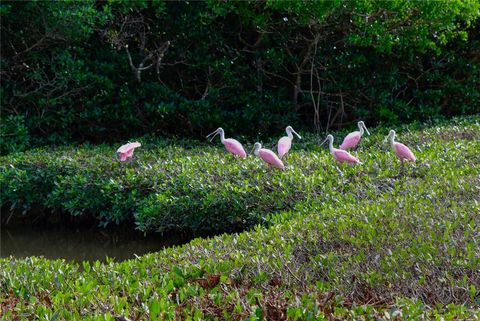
[[1, 117, 479, 319]]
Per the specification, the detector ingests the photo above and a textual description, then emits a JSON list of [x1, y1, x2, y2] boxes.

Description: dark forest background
[[1, 0, 479, 154]]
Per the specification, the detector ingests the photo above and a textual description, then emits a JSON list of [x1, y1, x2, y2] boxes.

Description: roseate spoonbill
[[252, 142, 285, 170], [116, 142, 141, 162], [206, 127, 247, 158], [321, 135, 362, 164], [385, 130, 416, 174], [278, 126, 302, 159], [339, 121, 370, 150]]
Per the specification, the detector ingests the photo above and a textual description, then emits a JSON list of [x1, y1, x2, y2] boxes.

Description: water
[[0, 227, 188, 263]]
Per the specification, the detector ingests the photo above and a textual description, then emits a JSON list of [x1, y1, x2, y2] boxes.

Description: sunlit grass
[[0, 116, 479, 319]]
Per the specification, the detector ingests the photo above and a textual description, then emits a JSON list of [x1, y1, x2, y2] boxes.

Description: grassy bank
[[1, 134, 335, 233], [2, 118, 479, 235], [1, 117, 479, 319]]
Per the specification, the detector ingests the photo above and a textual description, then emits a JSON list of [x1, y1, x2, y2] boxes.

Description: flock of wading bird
[[117, 121, 417, 174]]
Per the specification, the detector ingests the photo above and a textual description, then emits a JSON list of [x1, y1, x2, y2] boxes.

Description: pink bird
[[385, 129, 416, 172], [206, 127, 247, 158], [322, 135, 362, 164], [278, 126, 302, 159], [116, 142, 141, 162], [339, 121, 370, 150], [252, 142, 285, 170]]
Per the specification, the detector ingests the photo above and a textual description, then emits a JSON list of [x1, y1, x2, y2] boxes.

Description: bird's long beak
[[206, 128, 220, 142], [292, 128, 302, 139], [363, 123, 370, 135], [383, 134, 390, 144], [320, 138, 328, 147]]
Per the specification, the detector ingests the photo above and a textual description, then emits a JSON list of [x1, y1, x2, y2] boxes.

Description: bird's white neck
[[328, 138, 334, 154], [358, 123, 364, 136], [389, 133, 395, 149], [286, 128, 293, 139], [218, 129, 225, 143], [253, 144, 261, 156]]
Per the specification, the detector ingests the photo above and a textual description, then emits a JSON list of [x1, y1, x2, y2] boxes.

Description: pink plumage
[[339, 132, 361, 150], [393, 143, 416, 162], [322, 134, 362, 165], [277, 126, 301, 159], [253, 142, 284, 170], [259, 149, 285, 169], [386, 130, 416, 164], [116, 142, 141, 162], [207, 127, 247, 158], [332, 149, 361, 164], [277, 137, 291, 159], [224, 138, 247, 158], [340, 121, 370, 150]]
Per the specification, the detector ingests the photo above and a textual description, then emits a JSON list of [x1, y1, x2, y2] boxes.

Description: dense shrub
[[1, 1, 479, 152], [1, 118, 479, 320], [0, 115, 29, 155], [1, 116, 479, 234], [0, 142, 315, 232]]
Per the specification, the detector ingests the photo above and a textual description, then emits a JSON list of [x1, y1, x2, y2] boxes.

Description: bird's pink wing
[[117, 142, 141, 153], [118, 153, 128, 162], [394, 143, 416, 162], [126, 148, 135, 158], [277, 137, 292, 158], [333, 149, 361, 164], [339, 132, 361, 150], [259, 149, 284, 169], [224, 138, 247, 158]]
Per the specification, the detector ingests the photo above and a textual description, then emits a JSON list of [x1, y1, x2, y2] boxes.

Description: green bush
[[1, 1, 479, 152], [0, 115, 29, 155], [1, 116, 479, 235], [1, 118, 479, 319], [1, 142, 315, 232]]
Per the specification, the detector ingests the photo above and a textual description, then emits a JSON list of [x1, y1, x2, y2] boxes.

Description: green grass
[[1, 117, 479, 320], [1, 117, 478, 235]]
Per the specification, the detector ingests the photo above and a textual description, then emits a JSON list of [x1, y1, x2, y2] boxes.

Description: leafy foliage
[[2, 117, 479, 233], [0, 115, 29, 155], [1, 1, 479, 152], [1, 118, 479, 319]]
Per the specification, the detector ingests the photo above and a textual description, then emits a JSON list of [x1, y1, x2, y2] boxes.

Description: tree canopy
[[1, 0, 479, 153]]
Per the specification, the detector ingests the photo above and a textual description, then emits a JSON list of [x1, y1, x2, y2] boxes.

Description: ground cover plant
[[1, 117, 479, 320], [1, 117, 477, 234]]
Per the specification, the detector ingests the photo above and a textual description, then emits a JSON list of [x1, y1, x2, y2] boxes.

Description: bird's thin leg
[[338, 163, 347, 192], [335, 163, 344, 177], [398, 160, 404, 177], [410, 162, 416, 176]]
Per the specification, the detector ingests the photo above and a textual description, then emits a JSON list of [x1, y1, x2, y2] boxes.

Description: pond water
[[0, 227, 189, 263]]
